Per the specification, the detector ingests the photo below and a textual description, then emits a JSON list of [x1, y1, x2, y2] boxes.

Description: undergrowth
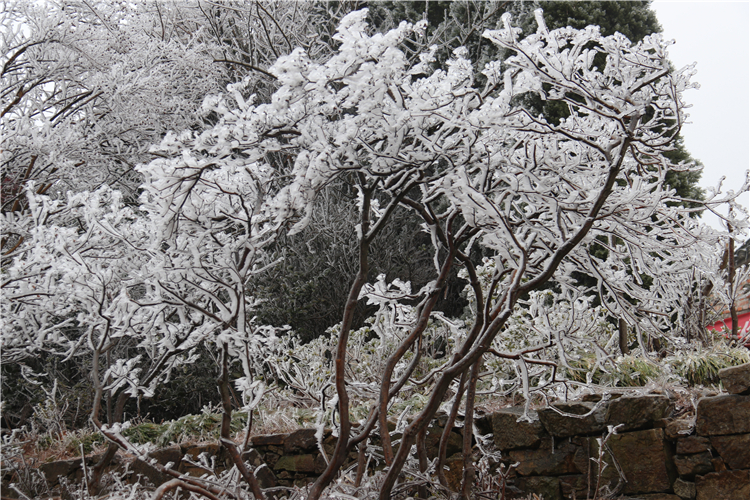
[[10, 338, 749, 464], [565, 338, 750, 388], [3, 333, 747, 500]]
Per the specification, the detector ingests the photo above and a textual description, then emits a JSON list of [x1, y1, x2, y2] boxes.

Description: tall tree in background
[[0, 0, 228, 209], [1, 0, 228, 431]]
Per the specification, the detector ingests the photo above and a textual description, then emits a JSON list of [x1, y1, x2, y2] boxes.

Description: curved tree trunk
[[89, 390, 127, 494]]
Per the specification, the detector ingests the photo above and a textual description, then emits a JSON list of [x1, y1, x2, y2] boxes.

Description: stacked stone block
[[480, 363, 749, 499], [483, 395, 676, 500]]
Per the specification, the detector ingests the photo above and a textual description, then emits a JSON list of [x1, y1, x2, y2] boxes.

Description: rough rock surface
[[674, 452, 714, 478], [424, 423, 463, 460], [537, 401, 608, 437], [672, 477, 696, 500], [38, 458, 85, 488], [254, 464, 277, 489], [695, 394, 750, 435], [131, 457, 174, 487], [636, 495, 682, 500], [665, 417, 694, 439], [182, 443, 221, 461], [695, 470, 750, 500], [675, 435, 711, 455], [512, 475, 561, 500], [242, 448, 264, 467], [558, 474, 587, 499], [491, 406, 546, 450], [284, 429, 318, 454], [128, 445, 186, 485], [148, 445, 183, 468], [508, 439, 581, 476], [718, 362, 750, 395], [250, 434, 286, 447], [605, 394, 671, 431], [442, 454, 464, 492], [709, 434, 750, 470], [273, 453, 325, 474], [589, 428, 671, 495], [711, 457, 727, 472]]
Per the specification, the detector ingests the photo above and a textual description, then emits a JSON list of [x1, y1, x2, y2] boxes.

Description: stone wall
[[476, 362, 749, 500], [5, 363, 749, 499]]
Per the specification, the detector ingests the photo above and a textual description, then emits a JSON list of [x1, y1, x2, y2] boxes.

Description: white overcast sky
[[650, 1, 749, 231]]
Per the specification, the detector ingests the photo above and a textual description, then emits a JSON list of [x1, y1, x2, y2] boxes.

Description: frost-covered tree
[[118, 8, 746, 498], [249, 0, 709, 343], [1, 116, 286, 493], [0, 0, 227, 210], [1, 0, 352, 426], [0, 0, 235, 435], [2, 6, 748, 500], [0, 185, 197, 489]]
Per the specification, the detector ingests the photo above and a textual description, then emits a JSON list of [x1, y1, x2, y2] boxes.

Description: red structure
[[707, 311, 750, 337], [706, 239, 750, 345]]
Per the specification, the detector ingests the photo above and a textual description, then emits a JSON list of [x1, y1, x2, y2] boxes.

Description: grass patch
[[62, 430, 105, 456], [117, 408, 252, 448], [672, 347, 750, 386]]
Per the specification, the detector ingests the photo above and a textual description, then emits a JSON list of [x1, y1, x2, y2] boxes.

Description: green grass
[[672, 347, 750, 387], [62, 430, 105, 456], [564, 342, 750, 389], [118, 408, 252, 448], [564, 354, 664, 387]]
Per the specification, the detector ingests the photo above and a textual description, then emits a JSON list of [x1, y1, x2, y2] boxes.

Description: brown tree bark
[[89, 390, 127, 494], [728, 235, 738, 338], [618, 318, 630, 355], [376, 124, 634, 500], [218, 344, 265, 500], [305, 180, 374, 500], [436, 370, 467, 489], [459, 356, 481, 500]]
